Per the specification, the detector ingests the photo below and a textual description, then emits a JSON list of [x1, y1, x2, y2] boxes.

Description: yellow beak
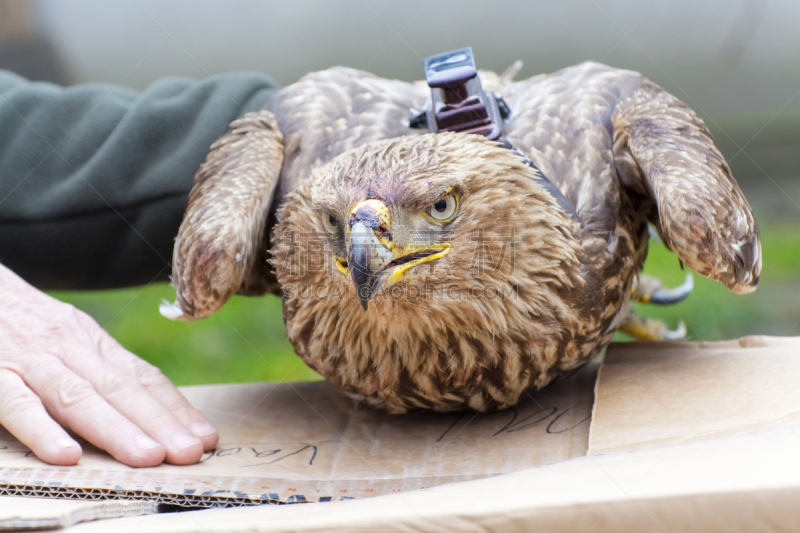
[[341, 199, 450, 311]]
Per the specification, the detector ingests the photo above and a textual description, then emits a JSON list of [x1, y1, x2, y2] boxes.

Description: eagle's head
[[272, 133, 585, 412]]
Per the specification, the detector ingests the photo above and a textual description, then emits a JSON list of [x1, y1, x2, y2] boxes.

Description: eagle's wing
[[612, 80, 761, 293], [162, 110, 284, 321], [497, 62, 760, 294]]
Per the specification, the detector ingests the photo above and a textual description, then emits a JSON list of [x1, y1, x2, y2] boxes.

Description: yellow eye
[[426, 195, 458, 222], [321, 213, 339, 235]]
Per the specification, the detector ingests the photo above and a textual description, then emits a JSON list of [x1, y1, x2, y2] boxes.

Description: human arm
[[0, 70, 278, 465]]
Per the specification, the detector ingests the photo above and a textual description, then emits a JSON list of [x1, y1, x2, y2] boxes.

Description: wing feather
[[612, 80, 761, 293], [164, 109, 284, 320]]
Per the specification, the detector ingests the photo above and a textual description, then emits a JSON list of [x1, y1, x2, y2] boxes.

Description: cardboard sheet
[[47, 426, 800, 533], [0, 364, 594, 508], [3, 335, 799, 531], [589, 335, 800, 454]]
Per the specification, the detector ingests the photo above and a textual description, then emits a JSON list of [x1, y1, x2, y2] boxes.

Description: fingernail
[[171, 432, 202, 452], [189, 422, 217, 438], [56, 438, 79, 450], [134, 435, 162, 452]]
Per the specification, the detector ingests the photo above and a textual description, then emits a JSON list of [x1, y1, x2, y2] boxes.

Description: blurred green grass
[[50, 284, 321, 386], [50, 220, 800, 386]]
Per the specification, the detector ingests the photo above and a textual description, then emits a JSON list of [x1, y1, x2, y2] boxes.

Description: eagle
[[160, 52, 761, 413]]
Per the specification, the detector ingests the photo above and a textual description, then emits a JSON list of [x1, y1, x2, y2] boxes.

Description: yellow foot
[[631, 273, 693, 305], [619, 314, 687, 341]]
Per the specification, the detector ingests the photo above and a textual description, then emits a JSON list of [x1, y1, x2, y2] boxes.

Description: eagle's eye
[[321, 213, 339, 235], [425, 194, 458, 222]]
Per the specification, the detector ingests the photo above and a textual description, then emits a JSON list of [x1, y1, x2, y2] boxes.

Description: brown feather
[[612, 80, 761, 293], [166, 110, 284, 320]]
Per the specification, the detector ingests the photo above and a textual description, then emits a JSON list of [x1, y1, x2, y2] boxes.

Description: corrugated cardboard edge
[[0, 498, 157, 530], [0, 482, 282, 508], [0, 470, 499, 507]]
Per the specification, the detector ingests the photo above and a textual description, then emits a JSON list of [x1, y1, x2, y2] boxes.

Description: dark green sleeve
[[0, 70, 278, 290]]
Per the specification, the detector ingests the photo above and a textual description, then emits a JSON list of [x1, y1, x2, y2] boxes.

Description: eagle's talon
[[619, 314, 686, 341], [651, 273, 693, 305], [632, 273, 693, 305]]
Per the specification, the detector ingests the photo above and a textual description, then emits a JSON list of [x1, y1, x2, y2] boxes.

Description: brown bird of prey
[[161, 49, 761, 413]]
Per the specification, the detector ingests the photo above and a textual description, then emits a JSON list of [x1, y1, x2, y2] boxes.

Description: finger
[[22, 356, 167, 467], [74, 353, 206, 465], [95, 333, 219, 451], [73, 310, 216, 454], [0, 369, 82, 465]]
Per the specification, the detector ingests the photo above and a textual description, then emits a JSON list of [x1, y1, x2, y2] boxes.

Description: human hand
[[0, 263, 218, 466]]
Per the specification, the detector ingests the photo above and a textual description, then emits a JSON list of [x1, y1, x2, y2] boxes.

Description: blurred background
[[1, 0, 798, 386]]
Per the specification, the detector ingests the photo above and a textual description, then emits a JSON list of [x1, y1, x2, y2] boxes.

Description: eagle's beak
[[345, 199, 452, 311], [348, 200, 394, 311]]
